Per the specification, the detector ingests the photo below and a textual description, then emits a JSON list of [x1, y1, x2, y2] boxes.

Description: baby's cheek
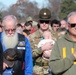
[[44, 50, 51, 54]]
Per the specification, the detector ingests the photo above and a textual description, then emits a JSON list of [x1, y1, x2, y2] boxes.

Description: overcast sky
[[0, 0, 17, 7], [0, 0, 47, 8]]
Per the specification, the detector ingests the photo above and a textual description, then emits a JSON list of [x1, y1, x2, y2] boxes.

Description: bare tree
[[48, 0, 62, 20], [17, 1, 40, 20], [2, 5, 20, 19], [2, 0, 40, 21]]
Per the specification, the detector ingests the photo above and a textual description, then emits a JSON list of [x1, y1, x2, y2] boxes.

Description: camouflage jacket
[[29, 29, 59, 65], [29, 30, 43, 59]]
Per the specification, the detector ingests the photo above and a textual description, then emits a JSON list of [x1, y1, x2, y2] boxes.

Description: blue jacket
[[0, 32, 33, 75]]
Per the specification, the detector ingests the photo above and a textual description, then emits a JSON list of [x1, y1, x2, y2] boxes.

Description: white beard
[[2, 32, 18, 49]]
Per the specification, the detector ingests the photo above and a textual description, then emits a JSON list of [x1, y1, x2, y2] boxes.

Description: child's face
[[43, 31, 52, 39]]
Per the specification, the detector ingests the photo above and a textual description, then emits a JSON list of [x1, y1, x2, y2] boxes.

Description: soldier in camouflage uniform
[[29, 8, 58, 75]]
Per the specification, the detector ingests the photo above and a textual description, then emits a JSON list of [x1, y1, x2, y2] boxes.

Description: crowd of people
[[0, 7, 76, 75]]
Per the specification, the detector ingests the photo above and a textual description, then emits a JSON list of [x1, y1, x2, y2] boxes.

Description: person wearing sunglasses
[[0, 15, 33, 75], [49, 12, 76, 75], [29, 8, 57, 75]]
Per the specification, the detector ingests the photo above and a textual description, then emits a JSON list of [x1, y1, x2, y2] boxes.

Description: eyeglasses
[[39, 20, 50, 24], [5, 29, 16, 33], [69, 23, 76, 28]]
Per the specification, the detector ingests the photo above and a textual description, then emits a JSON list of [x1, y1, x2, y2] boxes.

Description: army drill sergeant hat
[[39, 8, 51, 21], [3, 48, 17, 68]]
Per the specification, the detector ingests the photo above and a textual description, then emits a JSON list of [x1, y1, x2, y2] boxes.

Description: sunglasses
[[39, 20, 50, 24], [69, 23, 76, 27]]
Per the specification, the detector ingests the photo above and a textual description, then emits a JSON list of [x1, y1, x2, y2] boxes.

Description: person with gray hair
[[0, 15, 33, 75], [67, 12, 76, 18], [60, 19, 68, 29], [2, 15, 17, 26], [49, 12, 76, 75]]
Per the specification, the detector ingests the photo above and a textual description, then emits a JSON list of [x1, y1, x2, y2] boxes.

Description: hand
[[43, 50, 52, 58], [3, 62, 8, 70], [73, 52, 76, 58], [41, 42, 53, 52]]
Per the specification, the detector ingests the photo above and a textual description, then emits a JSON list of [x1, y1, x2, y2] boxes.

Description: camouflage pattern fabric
[[51, 30, 59, 41], [29, 29, 58, 75]]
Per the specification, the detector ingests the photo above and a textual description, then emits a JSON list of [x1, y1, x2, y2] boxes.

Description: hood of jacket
[[64, 31, 76, 43]]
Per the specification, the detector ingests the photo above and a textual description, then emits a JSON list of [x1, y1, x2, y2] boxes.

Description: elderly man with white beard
[[0, 15, 33, 75]]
